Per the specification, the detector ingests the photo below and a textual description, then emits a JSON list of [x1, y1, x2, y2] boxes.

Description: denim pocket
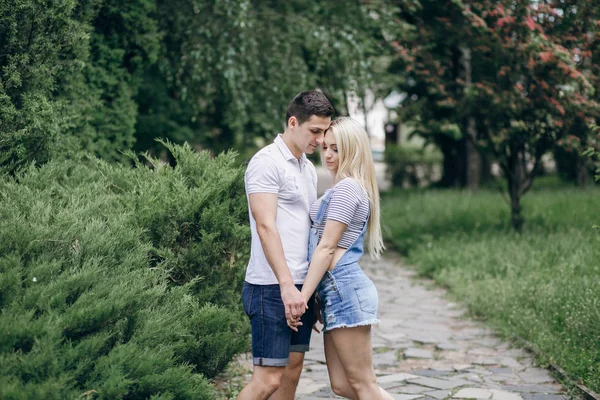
[[354, 282, 377, 314], [307, 229, 319, 262], [242, 283, 253, 317], [320, 272, 343, 303]]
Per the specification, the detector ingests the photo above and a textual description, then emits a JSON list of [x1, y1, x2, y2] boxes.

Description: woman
[[289, 117, 394, 400]]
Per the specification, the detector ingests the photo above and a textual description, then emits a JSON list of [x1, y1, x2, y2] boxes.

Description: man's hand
[[280, 283, 307, 330]]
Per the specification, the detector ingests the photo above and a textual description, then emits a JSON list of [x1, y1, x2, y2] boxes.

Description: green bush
[[582, 125, 600, 184], [0, 1, 85, 173], [0, 0, 162, 174], [384, 144, 442, 187], [381, 181, 600, 392], [0, 143, 250, 399]]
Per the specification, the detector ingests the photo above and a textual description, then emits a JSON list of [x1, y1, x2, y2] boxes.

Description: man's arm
[[249, 192, 307, 325]]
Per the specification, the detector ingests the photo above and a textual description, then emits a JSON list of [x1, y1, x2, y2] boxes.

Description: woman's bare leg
[[325, 326, 394, 399]]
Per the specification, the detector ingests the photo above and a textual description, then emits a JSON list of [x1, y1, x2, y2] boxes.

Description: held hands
[[284, 290, 324, 334], [280, 284, 307, 332]]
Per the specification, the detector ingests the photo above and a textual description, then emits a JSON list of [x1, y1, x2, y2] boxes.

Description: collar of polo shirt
[[275, 134, 308, 167]]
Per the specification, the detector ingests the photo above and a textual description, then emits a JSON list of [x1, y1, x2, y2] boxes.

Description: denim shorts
[[242, 282, 316, 367], [317, 262, 380, 333]]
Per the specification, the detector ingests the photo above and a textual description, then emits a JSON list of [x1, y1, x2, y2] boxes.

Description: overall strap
[[331, 195, 371, 268], [314, 189, 334, 226], [344, 208, 370, 252]]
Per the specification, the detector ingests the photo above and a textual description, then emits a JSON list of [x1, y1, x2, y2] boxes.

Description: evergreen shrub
[[0, 142, 250, 399]]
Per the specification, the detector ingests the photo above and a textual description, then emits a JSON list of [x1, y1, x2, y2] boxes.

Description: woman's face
[[322, 132, 339, 175]]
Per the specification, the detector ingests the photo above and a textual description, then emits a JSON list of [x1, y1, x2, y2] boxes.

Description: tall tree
[[389, 0, 483, 188], [135, 0, 396, 155], [547, 0, 600, 185], [0, 0, 88, 173], [389, 0, 600, 229], [0, 0, 162, 173], [462, 0, 599, 229], [1, 0, 402, 168], [80, 0, 161, 161]]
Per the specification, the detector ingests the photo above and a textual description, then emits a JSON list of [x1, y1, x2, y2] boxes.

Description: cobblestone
[[222, 254, 570, 399]]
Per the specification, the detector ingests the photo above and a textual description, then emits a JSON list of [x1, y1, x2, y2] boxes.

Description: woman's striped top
[[309, 177, 370, 249]]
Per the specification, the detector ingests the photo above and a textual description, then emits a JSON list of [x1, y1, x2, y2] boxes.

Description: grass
[[212, 355, 252, 400], [381, 176, 600, 393]]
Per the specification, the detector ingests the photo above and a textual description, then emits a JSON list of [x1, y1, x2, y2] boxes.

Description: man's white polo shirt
[[244, 134, 318, 285]]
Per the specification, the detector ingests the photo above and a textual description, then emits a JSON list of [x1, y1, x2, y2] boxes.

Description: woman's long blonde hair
[[327, 117, 385, 259]]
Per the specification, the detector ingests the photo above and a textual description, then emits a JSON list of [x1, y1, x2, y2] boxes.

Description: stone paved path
[[226, 254, 571, 400], [297, 254, 570, 400]]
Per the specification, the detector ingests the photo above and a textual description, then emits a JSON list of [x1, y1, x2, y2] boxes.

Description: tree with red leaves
[[463, 0, 600, 230], [390, 0, 600, 230]]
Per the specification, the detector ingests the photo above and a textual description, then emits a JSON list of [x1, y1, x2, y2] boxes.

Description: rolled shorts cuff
[[253, 356, 289, 367], [289, 344, 310, 353]]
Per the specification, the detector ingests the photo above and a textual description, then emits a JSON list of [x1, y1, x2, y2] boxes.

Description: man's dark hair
[[285, 91, 334, 126]]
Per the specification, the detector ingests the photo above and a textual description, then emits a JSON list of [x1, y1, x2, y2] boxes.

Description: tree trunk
[[506, 145, 525, 231], [480, 152, 492, 184], [577, 157, 590, 186], [464, 127, 481, 189], [343, 91, 351, 117], [506, 168, 524, 232], [460, 46, 481, 190], [360, 90, 370, 138], [438, 135, 460, 187], [509, 184, 523, 232]]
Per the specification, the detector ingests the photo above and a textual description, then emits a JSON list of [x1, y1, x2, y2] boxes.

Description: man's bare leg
[[237, 365, 285, 400], [269, 352, 305, 400]]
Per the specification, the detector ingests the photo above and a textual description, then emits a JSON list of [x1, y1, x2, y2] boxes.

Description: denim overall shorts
[[308, 189, 380, 332]]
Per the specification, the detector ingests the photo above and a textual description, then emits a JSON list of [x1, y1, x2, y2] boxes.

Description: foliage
[[463, 0, 600, 230], [583, 124, 600, 230], [0, 0, 86, 173], [1, 0, 403, 170], [0, 143, 250, 398], [384, 143, 442, 187], [582, 124, 600, 182], [78, 0, 161, 162], [388, 0, 600, 230], [556, 127, 600, 185], [0, 0, 163, 174], [381, 181, 600, 393], [554, 144, 593, 184], [136, 0, 398, 155], [388, 1, 472, 187]]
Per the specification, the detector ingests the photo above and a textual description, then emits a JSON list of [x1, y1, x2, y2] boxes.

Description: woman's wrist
[[302, 291, 311, 303]]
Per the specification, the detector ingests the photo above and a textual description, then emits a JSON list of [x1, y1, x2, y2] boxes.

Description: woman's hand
[[286, 316, 303, 332]]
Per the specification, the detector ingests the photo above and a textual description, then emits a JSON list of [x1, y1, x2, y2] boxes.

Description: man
[[237, 91, 334, 400]]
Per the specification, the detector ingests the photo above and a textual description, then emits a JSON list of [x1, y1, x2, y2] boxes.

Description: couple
[[237, 91, 393, 400]]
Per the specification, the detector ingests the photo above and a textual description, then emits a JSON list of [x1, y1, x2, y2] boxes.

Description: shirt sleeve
[[245, 154, 280, 194], [326, 178, 364, 226]]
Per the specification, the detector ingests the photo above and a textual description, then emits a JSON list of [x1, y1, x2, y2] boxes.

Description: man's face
[[290, 115, 331, 154]]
